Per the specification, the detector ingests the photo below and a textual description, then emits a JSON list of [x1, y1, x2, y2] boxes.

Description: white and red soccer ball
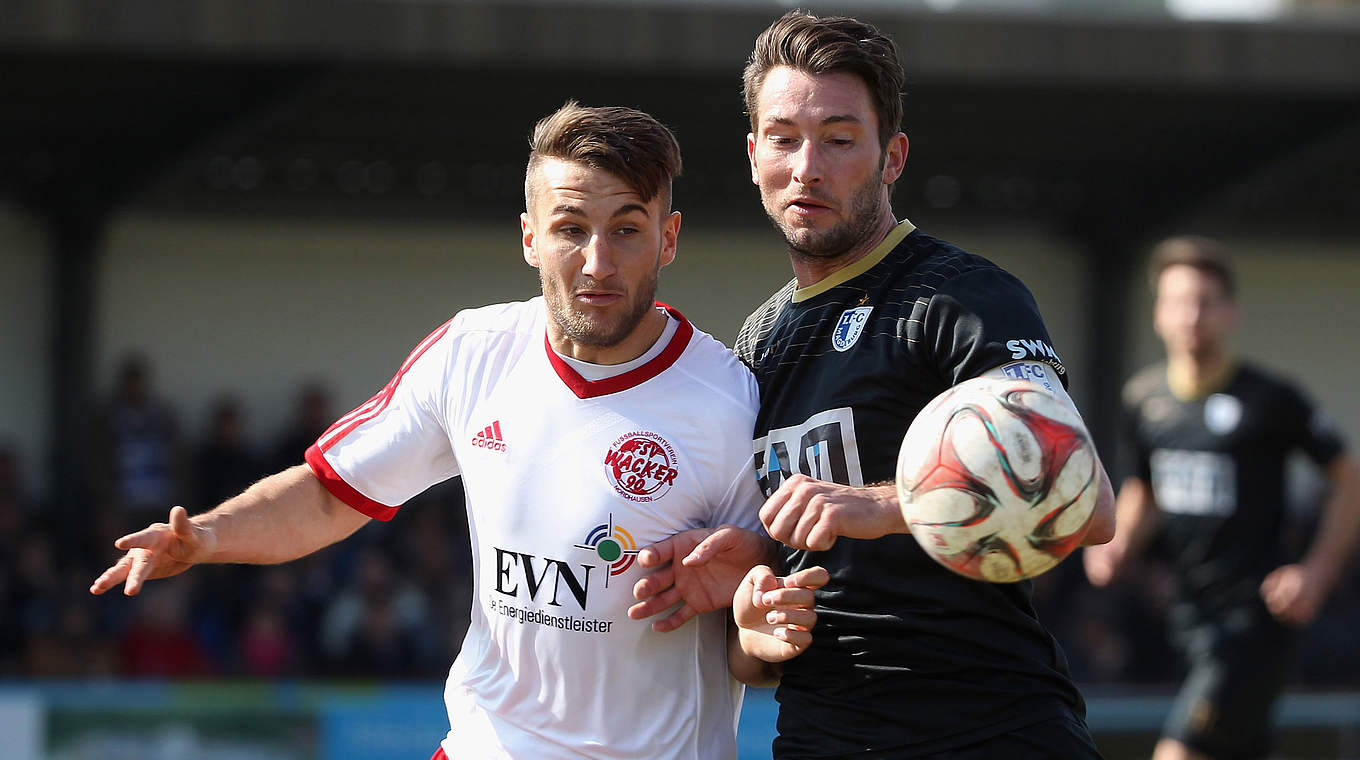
[[896, 376, 1098, 583]]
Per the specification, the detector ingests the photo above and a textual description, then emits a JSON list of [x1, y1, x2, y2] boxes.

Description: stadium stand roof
[[3, 0, 1359, 499]]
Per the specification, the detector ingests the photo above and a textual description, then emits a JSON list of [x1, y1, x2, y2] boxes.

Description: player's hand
[[734, 564, 828, 662], [1261, 563, 1326, 626], [1082, 540, 1125, 587], [760, 475, 904, 551], [629, 525, 773, 633], [89, 506, 215, 596]]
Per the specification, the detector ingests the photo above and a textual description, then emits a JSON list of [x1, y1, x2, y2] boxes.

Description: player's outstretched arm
[[760, 475, 904, 552], [629, 525, 776, 633], [728, 564, 828, 687], [1083, 476, 1159, 587], [1262, 451, 1360, 626], [90, 464, 370, 596]]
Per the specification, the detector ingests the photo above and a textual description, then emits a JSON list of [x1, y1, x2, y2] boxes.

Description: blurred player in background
[[1084, 236, 1360, 760], [641, 10, 1116, 759], [91, 101, 821, 760]]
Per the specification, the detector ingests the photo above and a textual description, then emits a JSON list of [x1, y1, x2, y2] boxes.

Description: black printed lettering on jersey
[[754, 439, 793, 496], [753, 408, 864, 497]]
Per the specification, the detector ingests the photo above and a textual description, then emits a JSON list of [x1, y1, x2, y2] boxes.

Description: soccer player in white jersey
[[91, 102, 825, 760]]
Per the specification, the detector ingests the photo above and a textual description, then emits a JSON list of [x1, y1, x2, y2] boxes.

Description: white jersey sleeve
[[674, 333, 766, 533], [306, 317, 462, 520]]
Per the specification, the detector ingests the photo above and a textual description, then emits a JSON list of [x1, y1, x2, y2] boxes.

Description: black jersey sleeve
[[921, 265, 1069, 388], [1277, 382, 1347, 467]]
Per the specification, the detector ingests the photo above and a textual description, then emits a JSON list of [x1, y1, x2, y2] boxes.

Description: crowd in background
[[1, 354, 1357, 687]]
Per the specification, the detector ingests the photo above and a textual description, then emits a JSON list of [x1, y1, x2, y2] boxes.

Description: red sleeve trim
[[546, 302, 695, 399], [315, 317, 454, 453], [305, 443, 399, 522]]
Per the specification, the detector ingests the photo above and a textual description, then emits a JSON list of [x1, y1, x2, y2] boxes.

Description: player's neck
[[549, 306, 668, 366], [1167, 350, 1236, 400], [790, 205, 899, 289]]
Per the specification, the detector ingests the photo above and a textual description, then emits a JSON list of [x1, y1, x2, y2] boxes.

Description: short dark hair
[[525, 101, 682, 211], [743, 10, 905, 148], [1150, 236, 1236, 299]]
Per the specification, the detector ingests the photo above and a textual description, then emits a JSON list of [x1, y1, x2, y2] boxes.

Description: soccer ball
[[895, 376, 1098, 583]]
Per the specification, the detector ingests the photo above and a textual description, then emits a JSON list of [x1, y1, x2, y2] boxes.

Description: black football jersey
[[1122, 362, 1345, 619], [735, 223, 1086, 758]]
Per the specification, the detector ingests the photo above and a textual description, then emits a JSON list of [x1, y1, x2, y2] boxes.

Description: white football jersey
[[306, 297, 763, 760]]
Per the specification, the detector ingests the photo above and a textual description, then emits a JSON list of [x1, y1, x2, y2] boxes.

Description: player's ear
[[659, 211, 680, 268], [747, 133, 759, 185], [521, 212, 540, 267], [882, 132, 909, 186]]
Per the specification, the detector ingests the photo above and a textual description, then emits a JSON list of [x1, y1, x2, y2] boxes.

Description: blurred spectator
[[194, 395, 264, 507], [270, 383, 333, 471], [399, 484, 474, 663], [320, 544, 436, 678], [90, 354, 188, 529], [117, 581, 213, 677], [239, 597, 299, 677], [25, 595, 117, 677]]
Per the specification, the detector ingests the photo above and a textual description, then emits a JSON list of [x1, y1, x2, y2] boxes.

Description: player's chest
[[1139, 390, 1272, 452], [754, 307, 937, 428], [451, 364, 709, 536]]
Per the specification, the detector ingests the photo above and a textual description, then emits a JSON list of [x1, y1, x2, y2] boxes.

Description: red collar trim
[[545, 303, 694, 399]]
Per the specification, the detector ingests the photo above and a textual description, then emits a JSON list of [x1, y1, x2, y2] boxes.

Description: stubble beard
[[766, 173, 885, 262], [541, 269, 660, 349]]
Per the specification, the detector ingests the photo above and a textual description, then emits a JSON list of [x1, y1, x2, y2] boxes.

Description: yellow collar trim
[[1166, 358, 1238, 401], [791, 219, 916, 303]]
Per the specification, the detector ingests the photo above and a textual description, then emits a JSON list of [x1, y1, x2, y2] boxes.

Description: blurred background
[[2, 0, 1359, 758]]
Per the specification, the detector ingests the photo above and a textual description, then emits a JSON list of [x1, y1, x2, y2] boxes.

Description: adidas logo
[[472, 420, 507, 452]]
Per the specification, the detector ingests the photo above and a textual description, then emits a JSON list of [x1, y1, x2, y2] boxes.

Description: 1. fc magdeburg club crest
[[833, 306, 873, 352], [604, 431, 678, 502]]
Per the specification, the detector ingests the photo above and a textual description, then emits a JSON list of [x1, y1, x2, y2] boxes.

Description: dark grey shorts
[[1164, 614, 1298, 760]]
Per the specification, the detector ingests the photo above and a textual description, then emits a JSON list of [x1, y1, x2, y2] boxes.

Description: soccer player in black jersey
[[725, 10, 1117, 759], [1084, 237, 1360, 760]]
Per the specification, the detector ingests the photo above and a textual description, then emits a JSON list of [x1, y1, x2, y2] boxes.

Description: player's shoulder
[[735, 278, 797, 363], [675, 316, 759, 413], [447, 298, 543, 337], [1123, 363, 1170, 406], [901, 231, 1016, 288], [403, 299, 539, 376], [1233, 360, 1299, 392], [1231, 360, 1318, 410]]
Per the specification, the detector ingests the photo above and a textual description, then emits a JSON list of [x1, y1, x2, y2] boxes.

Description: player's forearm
[[728, 625, 783, 687], [1113, 478, 1159, 553], [192, 465, 370, 564], [1301, 453, 1360, 592]]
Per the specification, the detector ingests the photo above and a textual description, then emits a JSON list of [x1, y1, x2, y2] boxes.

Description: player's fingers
[[651, 603, 698, 634], [763, 500, 804, 547], [804, 520, 839, 552], [784, 565, 830, 590], [681, 528, 731, 567], [789, 496, 829, 551], [114, 521, 173, 551], [637, 537, 676, 569], [628, 586, 682, 620], [748, 565, 778, 608], [169, 506, 196, 543], [761, 587, 817, 609], [773, 626, 812, 651], [766, 608, 817, 630], [122, 548, 158, 596], [758, 483, 793, 532], [632, 566, 675, 601], [89, 555, 134, 595]]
